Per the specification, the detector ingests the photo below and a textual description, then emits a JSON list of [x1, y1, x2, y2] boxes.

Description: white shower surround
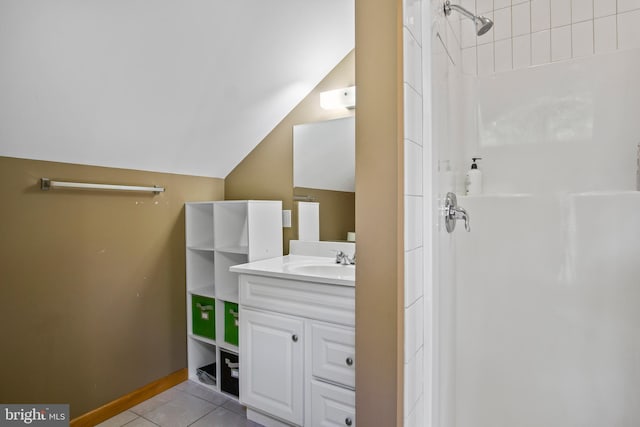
[[424, 0, 640, 425]]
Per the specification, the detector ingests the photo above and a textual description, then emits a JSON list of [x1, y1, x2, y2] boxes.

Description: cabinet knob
[[345, 417, 353, 426], [346, 357, 354, 366], [292, 334, 299, 342]]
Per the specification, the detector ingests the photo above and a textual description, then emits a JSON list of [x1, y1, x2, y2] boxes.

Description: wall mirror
[[293, 116, 355, 191], [293, 116, 355, 242]]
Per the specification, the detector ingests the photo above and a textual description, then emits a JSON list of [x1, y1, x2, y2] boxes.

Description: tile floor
[[96, 380, 262, 427]]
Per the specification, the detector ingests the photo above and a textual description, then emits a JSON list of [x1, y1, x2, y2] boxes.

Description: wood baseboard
[[70, 368, 188, 427]]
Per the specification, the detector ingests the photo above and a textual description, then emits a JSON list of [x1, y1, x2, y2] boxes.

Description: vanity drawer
[[239, 274, 355, 326], [311, 322, 355, 389], [310, 379, 355, 427]]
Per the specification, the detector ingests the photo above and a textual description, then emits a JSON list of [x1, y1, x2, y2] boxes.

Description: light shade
[[320, 86, 356, 110]]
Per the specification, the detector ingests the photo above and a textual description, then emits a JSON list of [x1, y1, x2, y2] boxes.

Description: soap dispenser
[[465, 157, 482, 195]]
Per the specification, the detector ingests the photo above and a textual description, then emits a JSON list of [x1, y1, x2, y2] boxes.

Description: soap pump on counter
[[465, 157, 482, 195]]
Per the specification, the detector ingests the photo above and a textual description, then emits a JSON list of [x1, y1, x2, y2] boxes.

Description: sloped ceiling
[[0, 0, 354, 178]]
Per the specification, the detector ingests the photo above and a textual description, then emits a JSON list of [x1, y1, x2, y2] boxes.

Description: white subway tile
[[404, 140, 423, 196], [531, 0, 551, 32], [404, 247, 424, 307], [460, 17, 478, 48], [572, 20, 594, 57], [404, 0, 423, 44], [404, 195, 423, 250], [447, 21, 463, 64], [404, 84, 423, 145], [477, 42, 495, 75], [477, 0, 493, 14], [447, 13, 462, 47], [404, 298, 424, 360], [403, 347, 424, 415], [572, 0, 593, 22], [404, 396, 425, 427], [551, 25, 572, 61], [512, 2, 532, 36], [493, 7, 512, 40], [403, 28, 423, 94], [594, 15, 617, 53], [494, 0, 511, 9], [551, 0, 572, 27], [494, 39, 513, 71], [618, 0, 640, 13], [618, 9, 640, 50], [460, 0, 476, 14], [532, 29, 551, 64], [594, 0, 616, 18], [461, 46, 478, 75], [513, 33, 532, 68]]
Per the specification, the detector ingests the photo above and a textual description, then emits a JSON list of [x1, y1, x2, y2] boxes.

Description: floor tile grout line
[[119, 414, 159, 427], [102, 381, 248, 427], [186, 405, 219, 427], [139, 414, 161, 427], [180, 388, 225, 404]]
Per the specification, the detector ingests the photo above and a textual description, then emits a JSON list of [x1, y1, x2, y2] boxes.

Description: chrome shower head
[[444, 0, 494, 36], [475, 15, 494, 36]]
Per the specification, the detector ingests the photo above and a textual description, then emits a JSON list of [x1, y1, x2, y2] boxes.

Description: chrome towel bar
[[40, 178, 164, 194]]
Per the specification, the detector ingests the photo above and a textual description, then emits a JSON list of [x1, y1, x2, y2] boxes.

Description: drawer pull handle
[[345, 417, 353, 426], [346, 357, 354, 366], [196, 303, 213, 312], [292, 334, 299, 342]]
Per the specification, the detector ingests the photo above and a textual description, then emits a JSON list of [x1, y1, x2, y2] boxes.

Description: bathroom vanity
[[230, 242, 356, 427]]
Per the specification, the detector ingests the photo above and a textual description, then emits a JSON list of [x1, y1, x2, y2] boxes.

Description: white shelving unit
[[185, 200, 282, 399]]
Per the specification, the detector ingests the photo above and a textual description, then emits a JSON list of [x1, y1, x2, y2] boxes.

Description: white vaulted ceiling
[[0, 0, 354, 177]]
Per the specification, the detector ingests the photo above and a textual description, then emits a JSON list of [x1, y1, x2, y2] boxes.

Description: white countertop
[[230, 255, 355, 287]]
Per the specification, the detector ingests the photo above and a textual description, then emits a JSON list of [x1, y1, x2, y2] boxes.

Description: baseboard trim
[[70, 368, 188, 427]]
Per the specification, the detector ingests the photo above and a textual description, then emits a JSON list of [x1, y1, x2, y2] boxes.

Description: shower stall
[[427, 1, 640, 426]]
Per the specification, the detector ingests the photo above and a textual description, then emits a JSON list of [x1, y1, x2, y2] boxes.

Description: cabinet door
[[240, 308, 304, 426]]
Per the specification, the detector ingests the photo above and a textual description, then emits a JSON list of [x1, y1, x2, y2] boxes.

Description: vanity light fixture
[[320, 86, 356, 110]]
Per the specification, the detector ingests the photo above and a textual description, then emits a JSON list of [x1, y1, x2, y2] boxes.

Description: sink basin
[[230, 255, 356, 286], [288, 263, 355, 281]]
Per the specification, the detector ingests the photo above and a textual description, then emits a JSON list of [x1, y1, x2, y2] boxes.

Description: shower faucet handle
[[444, 192, 471, 233], [454, 206, 471, 232]]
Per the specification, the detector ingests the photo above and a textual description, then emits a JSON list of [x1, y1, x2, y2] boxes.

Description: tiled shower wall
[[402, 0, 464, 425], [447, 0, 640, 75], [403, 0, 426, 426]]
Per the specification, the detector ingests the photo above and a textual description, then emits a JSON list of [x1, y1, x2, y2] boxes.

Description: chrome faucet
[[443, 192, 471, 233], [335, 250, 356, 265]]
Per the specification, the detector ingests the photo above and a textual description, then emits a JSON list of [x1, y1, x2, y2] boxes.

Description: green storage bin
[[224, 301, 239, 346], [192, 295, 215, 339]]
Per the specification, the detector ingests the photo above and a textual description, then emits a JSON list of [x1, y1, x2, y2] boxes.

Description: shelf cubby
[[185, 203, 214, 249], [185, 200, 283, 399]]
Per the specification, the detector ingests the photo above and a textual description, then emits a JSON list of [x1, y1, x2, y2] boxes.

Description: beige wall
[[0, 9, 408, 422], [355, 0, 405, 425], [225, 50, 355, 253], [0, 156, 224, 418]]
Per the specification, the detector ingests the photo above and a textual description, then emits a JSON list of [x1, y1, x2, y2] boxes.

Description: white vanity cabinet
[[236, 268, 355, 427]]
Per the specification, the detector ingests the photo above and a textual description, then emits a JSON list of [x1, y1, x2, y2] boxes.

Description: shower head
[[444, 0, 494, 36], [474, 15, 494, 35]]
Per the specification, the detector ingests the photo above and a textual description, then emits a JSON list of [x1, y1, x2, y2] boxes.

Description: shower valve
[[444, 192, 471, 233]]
